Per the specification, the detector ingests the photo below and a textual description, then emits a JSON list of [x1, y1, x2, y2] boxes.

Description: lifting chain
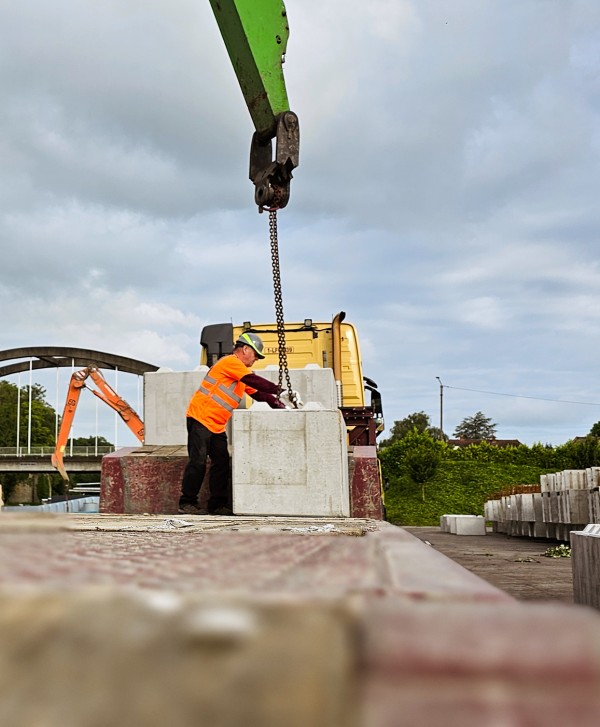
[[268, 200, 299, 409]]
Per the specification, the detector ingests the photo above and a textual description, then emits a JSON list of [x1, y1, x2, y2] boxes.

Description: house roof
[[447, 438, 522, 448]]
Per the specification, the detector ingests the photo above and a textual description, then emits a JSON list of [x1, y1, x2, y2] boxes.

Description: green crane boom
[[209, 0, 299, 210]]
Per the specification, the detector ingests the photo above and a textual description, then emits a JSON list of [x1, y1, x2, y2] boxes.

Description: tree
[[379, 430, 445, 501], [0, 381, 61, 503], [453, 411, 497, 440], [589, 421, 600, 437], [0, 381, 57, 448], [71, 436, 113, 447], [560, 436, 600, 469], [380, 411, 443, 447]]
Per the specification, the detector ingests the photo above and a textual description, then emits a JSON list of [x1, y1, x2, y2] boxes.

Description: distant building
[[447, 438, 522, 449]]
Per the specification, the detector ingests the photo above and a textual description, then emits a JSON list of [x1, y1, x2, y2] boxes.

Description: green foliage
[[380, 434, 600, 526], [589, 422, 600, 437], [382, 460, 550, 526], [544, 544, 571, 558], [379, 430, 445, 501], [453, 410, 497, 439], [558, 436, 600, 469], [71, 436, 113, 447], [0, 380, 57, 448], [379, 411, 442, 447]]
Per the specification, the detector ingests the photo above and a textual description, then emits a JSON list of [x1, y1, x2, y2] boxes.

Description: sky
[[1, 0, 600, 448]]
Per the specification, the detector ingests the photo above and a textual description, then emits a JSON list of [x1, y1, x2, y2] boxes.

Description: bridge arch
[[0, 347, 159, 378]]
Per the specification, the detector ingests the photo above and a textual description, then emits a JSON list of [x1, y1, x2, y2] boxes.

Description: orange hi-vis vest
[[186, 354, 257, 434]]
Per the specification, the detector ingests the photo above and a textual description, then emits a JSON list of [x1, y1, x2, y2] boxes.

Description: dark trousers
[[180, 417, 230, 511]]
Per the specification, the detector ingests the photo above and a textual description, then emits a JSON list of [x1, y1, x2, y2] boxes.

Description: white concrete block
[[255, 367, 338, 409], [454, 516, 486, 536], [440, 515, 460, 532], [231, 408, 350, 517], [533, 493, 543, 522], [520, 493, 535, 522], [583, 524, 600, 535], [143, 369, 207, 446]]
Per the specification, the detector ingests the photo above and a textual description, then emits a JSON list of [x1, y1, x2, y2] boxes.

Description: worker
[[178, 332, 286, 516]]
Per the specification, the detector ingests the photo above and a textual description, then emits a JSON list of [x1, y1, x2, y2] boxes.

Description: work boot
[[210, 506, 234, 516], [178, 503, 208, 516]]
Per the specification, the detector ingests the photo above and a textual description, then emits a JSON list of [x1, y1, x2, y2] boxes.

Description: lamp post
[[435, 377, 444, 440]]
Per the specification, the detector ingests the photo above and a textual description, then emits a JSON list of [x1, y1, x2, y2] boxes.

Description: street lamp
[[435, 377, 444, 440]]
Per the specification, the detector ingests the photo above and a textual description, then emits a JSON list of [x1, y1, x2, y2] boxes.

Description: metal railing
[[0, 446, 115, 458]]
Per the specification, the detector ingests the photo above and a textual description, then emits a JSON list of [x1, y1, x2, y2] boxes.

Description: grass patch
[[384, 461, 553, 526]]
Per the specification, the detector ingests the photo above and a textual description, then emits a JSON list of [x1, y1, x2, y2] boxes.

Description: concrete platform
[[101, 443, 382, 519]]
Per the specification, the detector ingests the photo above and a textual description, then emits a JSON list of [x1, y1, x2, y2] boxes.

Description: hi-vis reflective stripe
[[198, 376, 243, 413]]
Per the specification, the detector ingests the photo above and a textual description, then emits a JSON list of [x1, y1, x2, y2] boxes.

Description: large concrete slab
[[256, 365, 338, 408], [232, 409, 350, 517], [143, 369, 207, 446]]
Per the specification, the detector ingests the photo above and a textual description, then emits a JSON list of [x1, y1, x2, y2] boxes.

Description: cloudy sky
[[2, 0, 600, 447]]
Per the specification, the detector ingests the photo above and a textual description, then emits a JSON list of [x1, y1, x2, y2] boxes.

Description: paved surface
[[0, 514, 574, 602], [0, 513, 508, 603], [405, 526, 574, 603], [0, 514, 378, 595]]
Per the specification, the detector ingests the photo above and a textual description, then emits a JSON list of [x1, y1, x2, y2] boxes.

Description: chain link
[[269, 200, 298, 409]]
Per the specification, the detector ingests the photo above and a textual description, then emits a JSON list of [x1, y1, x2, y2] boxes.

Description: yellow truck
[[199, 311, 384, 447]]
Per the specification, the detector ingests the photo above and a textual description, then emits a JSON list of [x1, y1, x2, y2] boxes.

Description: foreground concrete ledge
[[0, 587, 599, 726], [370, 523, 512, 603], [0, 588, 357, 727], [362, 597, 600, 726]]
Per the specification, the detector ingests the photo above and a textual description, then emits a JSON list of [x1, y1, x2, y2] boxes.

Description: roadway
[[0, 456, 102, 474]]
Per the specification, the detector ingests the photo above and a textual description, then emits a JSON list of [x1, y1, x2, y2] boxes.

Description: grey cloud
[[2, 0, 600, 445]]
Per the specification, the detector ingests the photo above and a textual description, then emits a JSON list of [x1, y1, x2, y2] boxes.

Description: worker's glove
[[271, 397, 287, 410], [280, 390, 303, 408]]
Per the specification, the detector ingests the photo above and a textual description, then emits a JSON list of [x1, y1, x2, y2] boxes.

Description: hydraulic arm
[[51, 366, 144, 482], [209, 0, 299, 210]]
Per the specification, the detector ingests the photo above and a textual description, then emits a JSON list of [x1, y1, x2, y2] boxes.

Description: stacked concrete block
[[588, 487, 600, 523], [439, 515, 457, 533], [484, 500, 501, 531], [486, 466, 600, 542], [497, 497, 507, 532], [571, 524, 600, 610], [586, 468, 600, 488], [486, 498, 507, 533], [143, 369, 208, 446], [440, 515, 486, 535], [254, 365, 338, 409], [558, 489, 589, 525], [541, 491, 559, 524], [532, 493, 546, 536]]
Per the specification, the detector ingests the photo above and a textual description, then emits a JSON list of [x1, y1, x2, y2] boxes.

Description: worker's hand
[[270, 397, 287, 410], [279, 390, 303, 408]]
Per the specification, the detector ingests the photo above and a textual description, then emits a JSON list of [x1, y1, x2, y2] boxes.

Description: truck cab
[[199, 312, 384, 446]]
